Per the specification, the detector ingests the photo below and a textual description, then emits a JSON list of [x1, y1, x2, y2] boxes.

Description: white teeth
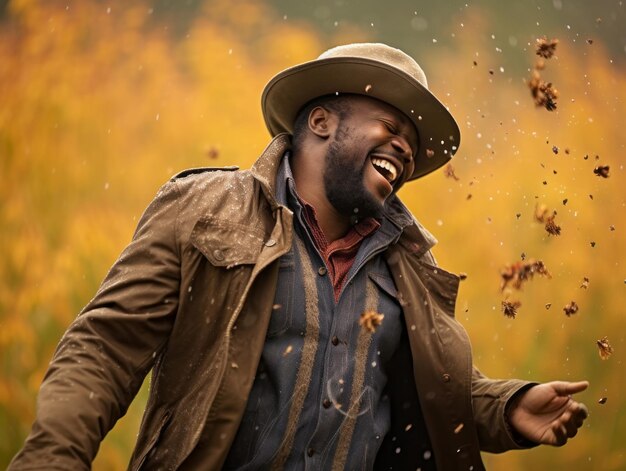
[[371, 157, 398, 182]]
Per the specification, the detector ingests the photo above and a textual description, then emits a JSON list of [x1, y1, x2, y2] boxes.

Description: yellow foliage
[[1, 1, 624, 469]]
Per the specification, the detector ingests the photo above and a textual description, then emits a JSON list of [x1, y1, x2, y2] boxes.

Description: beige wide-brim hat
[[261, 43, 461, 182]]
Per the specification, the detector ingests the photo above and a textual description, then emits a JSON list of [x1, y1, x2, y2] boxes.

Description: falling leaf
[[545, 303, 552, 309], [459, 272, 468, 281], [593, 165, 610, 178], [580, 277, 590, 289], [598, 397, 607, 404], [500, 259, 551, 291], [552, 145, 559, 154], [590, 241, 596, 247], [443, 163, 460, 181], [502, 300, 522, 319], [596, 336, 614, 360], [534, 204, 561, 235], [359, 310, 385, 333], [535, 37, 559, 59], [563, 301, 579, 316]]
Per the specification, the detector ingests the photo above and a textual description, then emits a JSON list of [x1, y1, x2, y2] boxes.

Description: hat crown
[[318, 43, 429, 89]]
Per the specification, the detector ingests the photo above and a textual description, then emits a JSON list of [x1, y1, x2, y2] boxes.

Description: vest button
[[323, 398, 332, 408], [307, 447, 315, 457], [442, 373, 451, 382], [331, 336, 339, 346], [318, 266, 328, 276], [212, 249, 225, 261]]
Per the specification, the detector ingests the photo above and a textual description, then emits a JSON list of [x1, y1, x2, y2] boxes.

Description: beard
[[323, 124, 385, 221]]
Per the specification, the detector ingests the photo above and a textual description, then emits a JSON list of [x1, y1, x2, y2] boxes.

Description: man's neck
[[290, 153, 351, 242]]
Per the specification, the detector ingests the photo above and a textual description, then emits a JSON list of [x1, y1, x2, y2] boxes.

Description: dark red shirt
[[299, 199, 380, 301]]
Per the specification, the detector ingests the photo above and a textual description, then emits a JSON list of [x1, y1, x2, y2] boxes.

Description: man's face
[[323, 96, 418, 220]]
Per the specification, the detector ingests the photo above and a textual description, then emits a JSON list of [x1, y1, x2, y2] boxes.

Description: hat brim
[[261, 56, 460, 181]]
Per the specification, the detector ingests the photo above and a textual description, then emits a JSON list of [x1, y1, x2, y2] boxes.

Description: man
[[10, 43, 588, 470]]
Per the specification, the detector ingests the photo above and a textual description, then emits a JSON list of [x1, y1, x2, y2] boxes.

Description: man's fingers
[[552, 380, 589, 396]]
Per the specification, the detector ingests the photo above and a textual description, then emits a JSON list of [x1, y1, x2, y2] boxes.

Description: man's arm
[[9, 180, 182, 470]]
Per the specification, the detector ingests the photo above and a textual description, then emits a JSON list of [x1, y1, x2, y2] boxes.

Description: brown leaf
[[500, 259, 551, 291], [593, 165, 610, 178], [359, 310, 385, 333], [563, 301, 579, 316], [443, 163, 460, 181], [502, 300, 522, 319], [535, 37, 559, 59], [597, 336, 614, 360]]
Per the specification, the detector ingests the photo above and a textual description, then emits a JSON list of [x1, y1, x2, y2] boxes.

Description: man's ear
[[308, 106, 336, 138]]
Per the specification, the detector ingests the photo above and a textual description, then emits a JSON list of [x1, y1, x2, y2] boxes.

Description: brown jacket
[[10, 134, 530, 471]]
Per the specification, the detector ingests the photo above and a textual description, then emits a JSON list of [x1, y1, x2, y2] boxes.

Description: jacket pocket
[[131, 409, 171, 471], [190, 216, 266, 268]]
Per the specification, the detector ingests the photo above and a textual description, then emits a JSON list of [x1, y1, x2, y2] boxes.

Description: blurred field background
[[1, 0, 624, 469]]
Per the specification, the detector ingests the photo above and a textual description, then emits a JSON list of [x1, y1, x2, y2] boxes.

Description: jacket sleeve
[[9, 180, 183, 470], [471, 365, 539, 453]]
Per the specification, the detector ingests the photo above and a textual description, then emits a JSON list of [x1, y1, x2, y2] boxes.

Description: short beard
[[323, 124, 384, 222]]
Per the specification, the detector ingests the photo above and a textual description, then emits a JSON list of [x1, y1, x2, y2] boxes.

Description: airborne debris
[[502, 300, 522, 319], [527, 38, 560, 111], [500, 259, 551, 291], [598, 397, 607, 404], [593, 165, 610, 178], [596, 336, 614, 360], [443, 163, 460, 181], [580, 277, 590, 289], [535, 37, 559, 59], [359, 310, 385, 333], [563, 301, 579, 317], [535, 204, 561, 236]]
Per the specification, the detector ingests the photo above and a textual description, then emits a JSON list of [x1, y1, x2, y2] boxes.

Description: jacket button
[[318, 267, 327, 276], [307, 447, 315, 457], [331, 336, 339, 346], [442, 373, 451, 382], [213, 249, 225, 261], [265, 239, 277, 247]]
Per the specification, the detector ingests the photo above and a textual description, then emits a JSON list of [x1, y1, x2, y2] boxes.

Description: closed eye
[[381, 120, 398, 134]]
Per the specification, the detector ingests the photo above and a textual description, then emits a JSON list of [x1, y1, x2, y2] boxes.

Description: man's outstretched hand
[[508, 381, 589, 446]]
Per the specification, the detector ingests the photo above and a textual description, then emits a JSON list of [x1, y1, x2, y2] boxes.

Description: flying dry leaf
[[535, 37, 559, 59], [500, 259, 551, 291], [580, 277, 590, 289], [502, 300, 522, 319], [593, 165, 610, 178], [443, 163, 460, 181], [359, 310, 385, 333], [597, 336, 614, 360], [563, 301, 579, 317]]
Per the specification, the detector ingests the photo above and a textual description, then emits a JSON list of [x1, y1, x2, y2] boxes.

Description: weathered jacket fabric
[[9, 134, 531, 471]]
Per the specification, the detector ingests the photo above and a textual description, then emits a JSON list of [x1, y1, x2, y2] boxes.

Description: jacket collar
[[249, 133, 437, 257], [250, 133, 292, 212]]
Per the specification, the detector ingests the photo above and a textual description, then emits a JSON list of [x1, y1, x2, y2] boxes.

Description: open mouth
[[371, 157, 399, 184]]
